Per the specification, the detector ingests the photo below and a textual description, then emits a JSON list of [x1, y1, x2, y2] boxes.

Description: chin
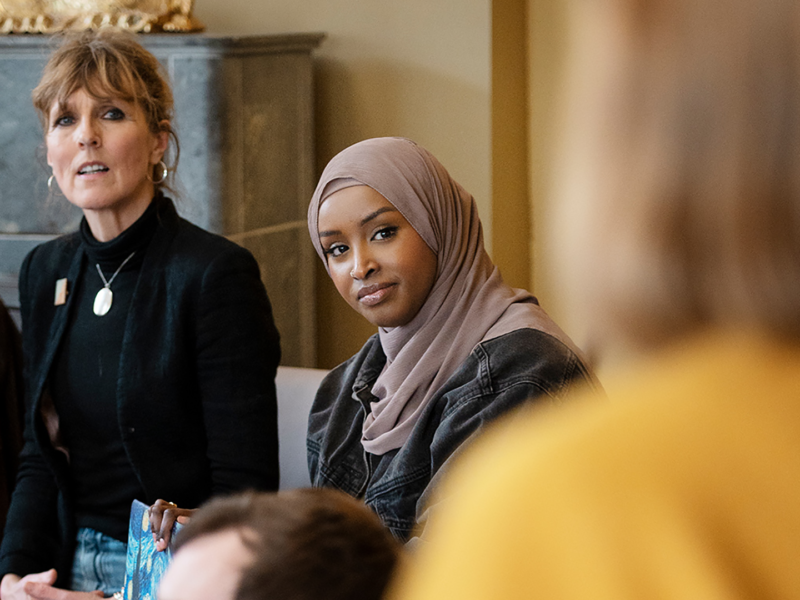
[[68, 195, 127, 212], [65, 192, 107, 209], [354, 300, 415, 328], [360, 311, 391, 328], [367, 314, 410, 329]]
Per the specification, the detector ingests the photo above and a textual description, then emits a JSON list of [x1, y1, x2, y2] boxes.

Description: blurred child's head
[[159, 489, 401, 600]]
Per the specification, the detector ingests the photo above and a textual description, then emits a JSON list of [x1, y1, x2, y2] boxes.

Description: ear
[[150, 120, 171, 165]]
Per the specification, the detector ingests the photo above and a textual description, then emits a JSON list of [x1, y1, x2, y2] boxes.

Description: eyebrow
[[318, 206, 398, 238]]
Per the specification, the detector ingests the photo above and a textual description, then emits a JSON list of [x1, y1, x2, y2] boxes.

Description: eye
[[103, 107, 125, 120], [52, 114, 75, 128], [373, 226, 398, 241], [323, 243, 348, 259]]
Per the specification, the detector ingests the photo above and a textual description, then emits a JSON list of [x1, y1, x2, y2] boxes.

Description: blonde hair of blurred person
[[388, 0, 800, 598], [556, 0, 800, 360]]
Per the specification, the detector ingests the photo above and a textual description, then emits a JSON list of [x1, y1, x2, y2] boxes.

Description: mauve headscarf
[[308, 137, 577, 455]]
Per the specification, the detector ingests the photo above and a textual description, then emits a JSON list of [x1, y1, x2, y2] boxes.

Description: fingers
[[148, 499, 176, 536], [149, 499, 179, 550], [156, 508, 197, 551], [20, 572, 57, 600], [23, 582, 61, 600], [156, 505, 179, 551], [25, 570, 58, 585], [149, 500, 196, 552], [1, 574, 23, 600], [16, 568, 101, 600], [24, 583, 103, 600], [3, 569, 58, 600]]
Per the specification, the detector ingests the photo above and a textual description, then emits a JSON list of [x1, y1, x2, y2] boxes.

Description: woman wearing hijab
[[307, 137, 599, 541]]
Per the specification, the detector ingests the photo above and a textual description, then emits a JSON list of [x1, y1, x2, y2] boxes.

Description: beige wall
[[195, 0, 492, 368], [491, 0, 530, 291], [193, 1, 576, 366], [492, 0, 571, 326], [527, 0, 571, 331]]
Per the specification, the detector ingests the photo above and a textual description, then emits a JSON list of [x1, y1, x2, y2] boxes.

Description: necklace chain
[[96, 251, 136, 289]]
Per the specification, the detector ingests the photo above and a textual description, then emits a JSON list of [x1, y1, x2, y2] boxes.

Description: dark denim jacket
[[307, 327, 598, 541]]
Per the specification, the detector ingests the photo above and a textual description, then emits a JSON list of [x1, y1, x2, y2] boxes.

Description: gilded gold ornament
[[0, 0, 204, 33]]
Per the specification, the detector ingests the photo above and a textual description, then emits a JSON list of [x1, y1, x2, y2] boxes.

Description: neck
[[83, 194, 154, 242]]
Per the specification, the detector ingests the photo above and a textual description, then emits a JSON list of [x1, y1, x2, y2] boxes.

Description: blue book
[[122, 500, 182, 600]]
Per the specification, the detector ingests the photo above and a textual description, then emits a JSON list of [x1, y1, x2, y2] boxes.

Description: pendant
[[93, 287, 113, 316]]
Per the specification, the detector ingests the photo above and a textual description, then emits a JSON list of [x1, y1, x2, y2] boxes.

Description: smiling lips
[[358, 282, 396, 306], [77, 162, 109, 175]]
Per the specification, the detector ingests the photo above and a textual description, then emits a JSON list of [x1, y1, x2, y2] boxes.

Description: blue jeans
[[70, 528, 127, 595]]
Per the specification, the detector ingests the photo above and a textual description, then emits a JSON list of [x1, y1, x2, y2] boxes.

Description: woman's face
[[318, 185, 438, 328], [45, 88, 167, 220]]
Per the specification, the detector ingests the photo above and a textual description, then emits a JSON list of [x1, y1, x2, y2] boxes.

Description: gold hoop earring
[[149, 160, 168, 184]]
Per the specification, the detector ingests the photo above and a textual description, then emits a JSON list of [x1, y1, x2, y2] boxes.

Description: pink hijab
[[308, 137, 577, 455]]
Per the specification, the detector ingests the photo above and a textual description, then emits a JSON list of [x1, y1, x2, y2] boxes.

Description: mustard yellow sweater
[[391, 331, 800, 599]]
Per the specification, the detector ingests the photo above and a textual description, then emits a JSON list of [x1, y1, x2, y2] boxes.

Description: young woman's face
[[45, 88, 167, 219], [318, 185, 438, 328]]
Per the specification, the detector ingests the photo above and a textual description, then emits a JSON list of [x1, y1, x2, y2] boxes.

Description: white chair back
[[275, 366, 329, 490]]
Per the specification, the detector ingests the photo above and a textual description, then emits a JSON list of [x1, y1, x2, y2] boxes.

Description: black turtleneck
[[50, 197, 161, 541]]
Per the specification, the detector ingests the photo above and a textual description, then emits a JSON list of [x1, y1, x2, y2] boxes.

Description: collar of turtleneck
[[79, 195, 163, 271]]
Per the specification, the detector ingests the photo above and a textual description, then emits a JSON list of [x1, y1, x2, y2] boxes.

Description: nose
[[350, 246, 378, 280], [76, 118, 100, 148]]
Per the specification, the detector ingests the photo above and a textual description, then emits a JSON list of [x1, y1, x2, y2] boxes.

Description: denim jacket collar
[[351, 336, 386, 405]]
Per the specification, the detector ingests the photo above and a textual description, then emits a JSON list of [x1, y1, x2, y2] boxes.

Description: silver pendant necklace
[[93, 251, 136, 316]]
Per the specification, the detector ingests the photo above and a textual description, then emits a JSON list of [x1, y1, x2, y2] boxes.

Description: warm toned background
[[193, 0, 568, 368]]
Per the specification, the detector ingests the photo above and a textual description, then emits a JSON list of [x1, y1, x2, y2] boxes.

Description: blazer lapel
[[32, 246, 85, 414]]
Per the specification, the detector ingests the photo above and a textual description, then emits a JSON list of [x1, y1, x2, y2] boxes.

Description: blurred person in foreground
[[157, 489, 401, 600], [389, 0, 800, 597]]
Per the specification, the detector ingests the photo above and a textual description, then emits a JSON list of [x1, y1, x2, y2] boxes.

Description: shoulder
[[149, 212, 261, 284], [20, 232, 82, 293], [152, 197, 256, 264], [414, 329, 595, 444], [172, 218, 256, 264], [461, 328, 595, 399], [22, 232, 81, 272]]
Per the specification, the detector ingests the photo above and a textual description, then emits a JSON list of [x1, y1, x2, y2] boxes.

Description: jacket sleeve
[[0, 426, 63, 578], [194, 245, 281, 493], [0, 297, 24, 535], [0, 248, 63, 580]]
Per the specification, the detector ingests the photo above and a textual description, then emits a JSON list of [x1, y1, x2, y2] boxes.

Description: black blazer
[[0, 198, 280, 584], [0, 299, 24, 547]]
